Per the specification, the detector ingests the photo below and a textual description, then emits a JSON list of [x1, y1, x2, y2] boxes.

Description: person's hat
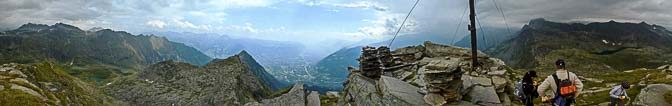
[[555, 59, 566, 67], [527, 70, 538, 77], [622, 81, 630, 89]]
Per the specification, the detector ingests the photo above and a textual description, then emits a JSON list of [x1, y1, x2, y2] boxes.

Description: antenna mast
[[469, 0, 478, 72]]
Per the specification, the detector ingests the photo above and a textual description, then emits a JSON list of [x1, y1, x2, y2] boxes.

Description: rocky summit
[[104, 51, 282, 105], [338, 41, 513, 106]]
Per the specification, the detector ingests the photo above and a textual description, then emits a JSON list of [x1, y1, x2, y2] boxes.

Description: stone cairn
[[358, 46, 383, 79], [422, 58, 464, 105], [356, 46, 410, 79]]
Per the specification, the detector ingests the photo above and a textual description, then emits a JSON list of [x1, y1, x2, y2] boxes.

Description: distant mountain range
[[453, 27, 518, 51], [489, 18, 672, 75], [0, 23, 212, 84]]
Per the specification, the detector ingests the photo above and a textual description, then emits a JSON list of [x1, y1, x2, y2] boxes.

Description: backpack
[[514, 80, 526, 101], [552, 71, 577, 98], [551, 71, 577, 106]]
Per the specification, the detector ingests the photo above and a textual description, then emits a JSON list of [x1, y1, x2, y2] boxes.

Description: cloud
[[146, 20, 167, 28], [332, 1, 388, 11], [349, 11, 417, 40], [473, 0, 672, 28]]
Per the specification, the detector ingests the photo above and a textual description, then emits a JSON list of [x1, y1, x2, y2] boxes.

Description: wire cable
[[388, 0, 420, 47], [491, 0, 512, 35], [476, 16, 488, 48], [451, 6, 469, 45]]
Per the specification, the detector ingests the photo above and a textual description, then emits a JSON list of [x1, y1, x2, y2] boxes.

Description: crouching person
[[609, 81, 630, 106]]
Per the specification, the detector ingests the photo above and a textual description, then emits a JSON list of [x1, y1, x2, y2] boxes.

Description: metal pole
[[469, 0, 478, 72]]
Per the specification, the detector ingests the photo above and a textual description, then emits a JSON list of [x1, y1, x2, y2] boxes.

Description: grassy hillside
[[0, 61, 121, 106]]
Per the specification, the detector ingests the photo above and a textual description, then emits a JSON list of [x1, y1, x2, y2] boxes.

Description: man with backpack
[[537, 59, 584, 106], [609, 81, 630, 106], [522, 70, 539, 106], [515, 70, 540, 106]]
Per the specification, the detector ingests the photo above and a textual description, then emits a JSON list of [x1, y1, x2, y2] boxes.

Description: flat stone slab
[[466, 86, 501, 105], [462, 75, 493, 88], [379, 76, 427, 105]]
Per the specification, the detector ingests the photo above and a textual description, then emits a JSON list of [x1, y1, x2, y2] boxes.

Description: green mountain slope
[[490, 18, 672, 75], [0, 62, 121, 106], [0, 23, 212, 83]]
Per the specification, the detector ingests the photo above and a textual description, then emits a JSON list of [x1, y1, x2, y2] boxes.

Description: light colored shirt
[[537, 69, 584, 98], [609, 85, 628, 99]]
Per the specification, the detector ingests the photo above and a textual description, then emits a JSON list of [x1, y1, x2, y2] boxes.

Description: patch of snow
[[144, 79, 154, 83]]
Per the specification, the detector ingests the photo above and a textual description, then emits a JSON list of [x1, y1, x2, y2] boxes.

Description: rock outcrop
[[634, 84, 672, 106], [339, 41, 514, 106], [243, 83, 322, 106]]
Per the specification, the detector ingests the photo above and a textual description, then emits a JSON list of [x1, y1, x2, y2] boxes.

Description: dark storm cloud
[[474, 0, 672, 28]]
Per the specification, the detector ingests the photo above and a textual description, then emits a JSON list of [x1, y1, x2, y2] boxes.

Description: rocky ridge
[[338, 41, 514, 106], [104, 51, 280, 105]]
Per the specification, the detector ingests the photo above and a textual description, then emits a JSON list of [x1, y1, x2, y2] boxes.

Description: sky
[[1, 0, 671, 54]]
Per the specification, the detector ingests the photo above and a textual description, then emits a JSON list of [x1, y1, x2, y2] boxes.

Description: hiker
[[522, 70, 539, 106], [538, 59, 584, 106], [609, 81, 630, 106]]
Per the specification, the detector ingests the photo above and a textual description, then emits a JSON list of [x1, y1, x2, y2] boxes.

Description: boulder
[[424, 93, 445, 105], [462, 75, 493, 88], [634, 84, 672, 106], [337, 74, 383, 105], [260, 83, 306, 106], [657, 65, 671, 70], [326, 91, 340, 98], [0, 67, 11, 72], [306, 91, 321, 106], [8, 69, 27, 78], [487, 70, 507, 76], [466, 86, 501, 106], [445, 101, 479, 106], [492, 76, 508, 93]]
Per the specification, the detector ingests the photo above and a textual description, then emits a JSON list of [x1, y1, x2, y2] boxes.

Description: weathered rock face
[[634, 84, 672, 106], [339, 41, 514, 106], [241, 83, 323, 106], [338, 74, 429, 105], [105, 51, 278, 105]]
